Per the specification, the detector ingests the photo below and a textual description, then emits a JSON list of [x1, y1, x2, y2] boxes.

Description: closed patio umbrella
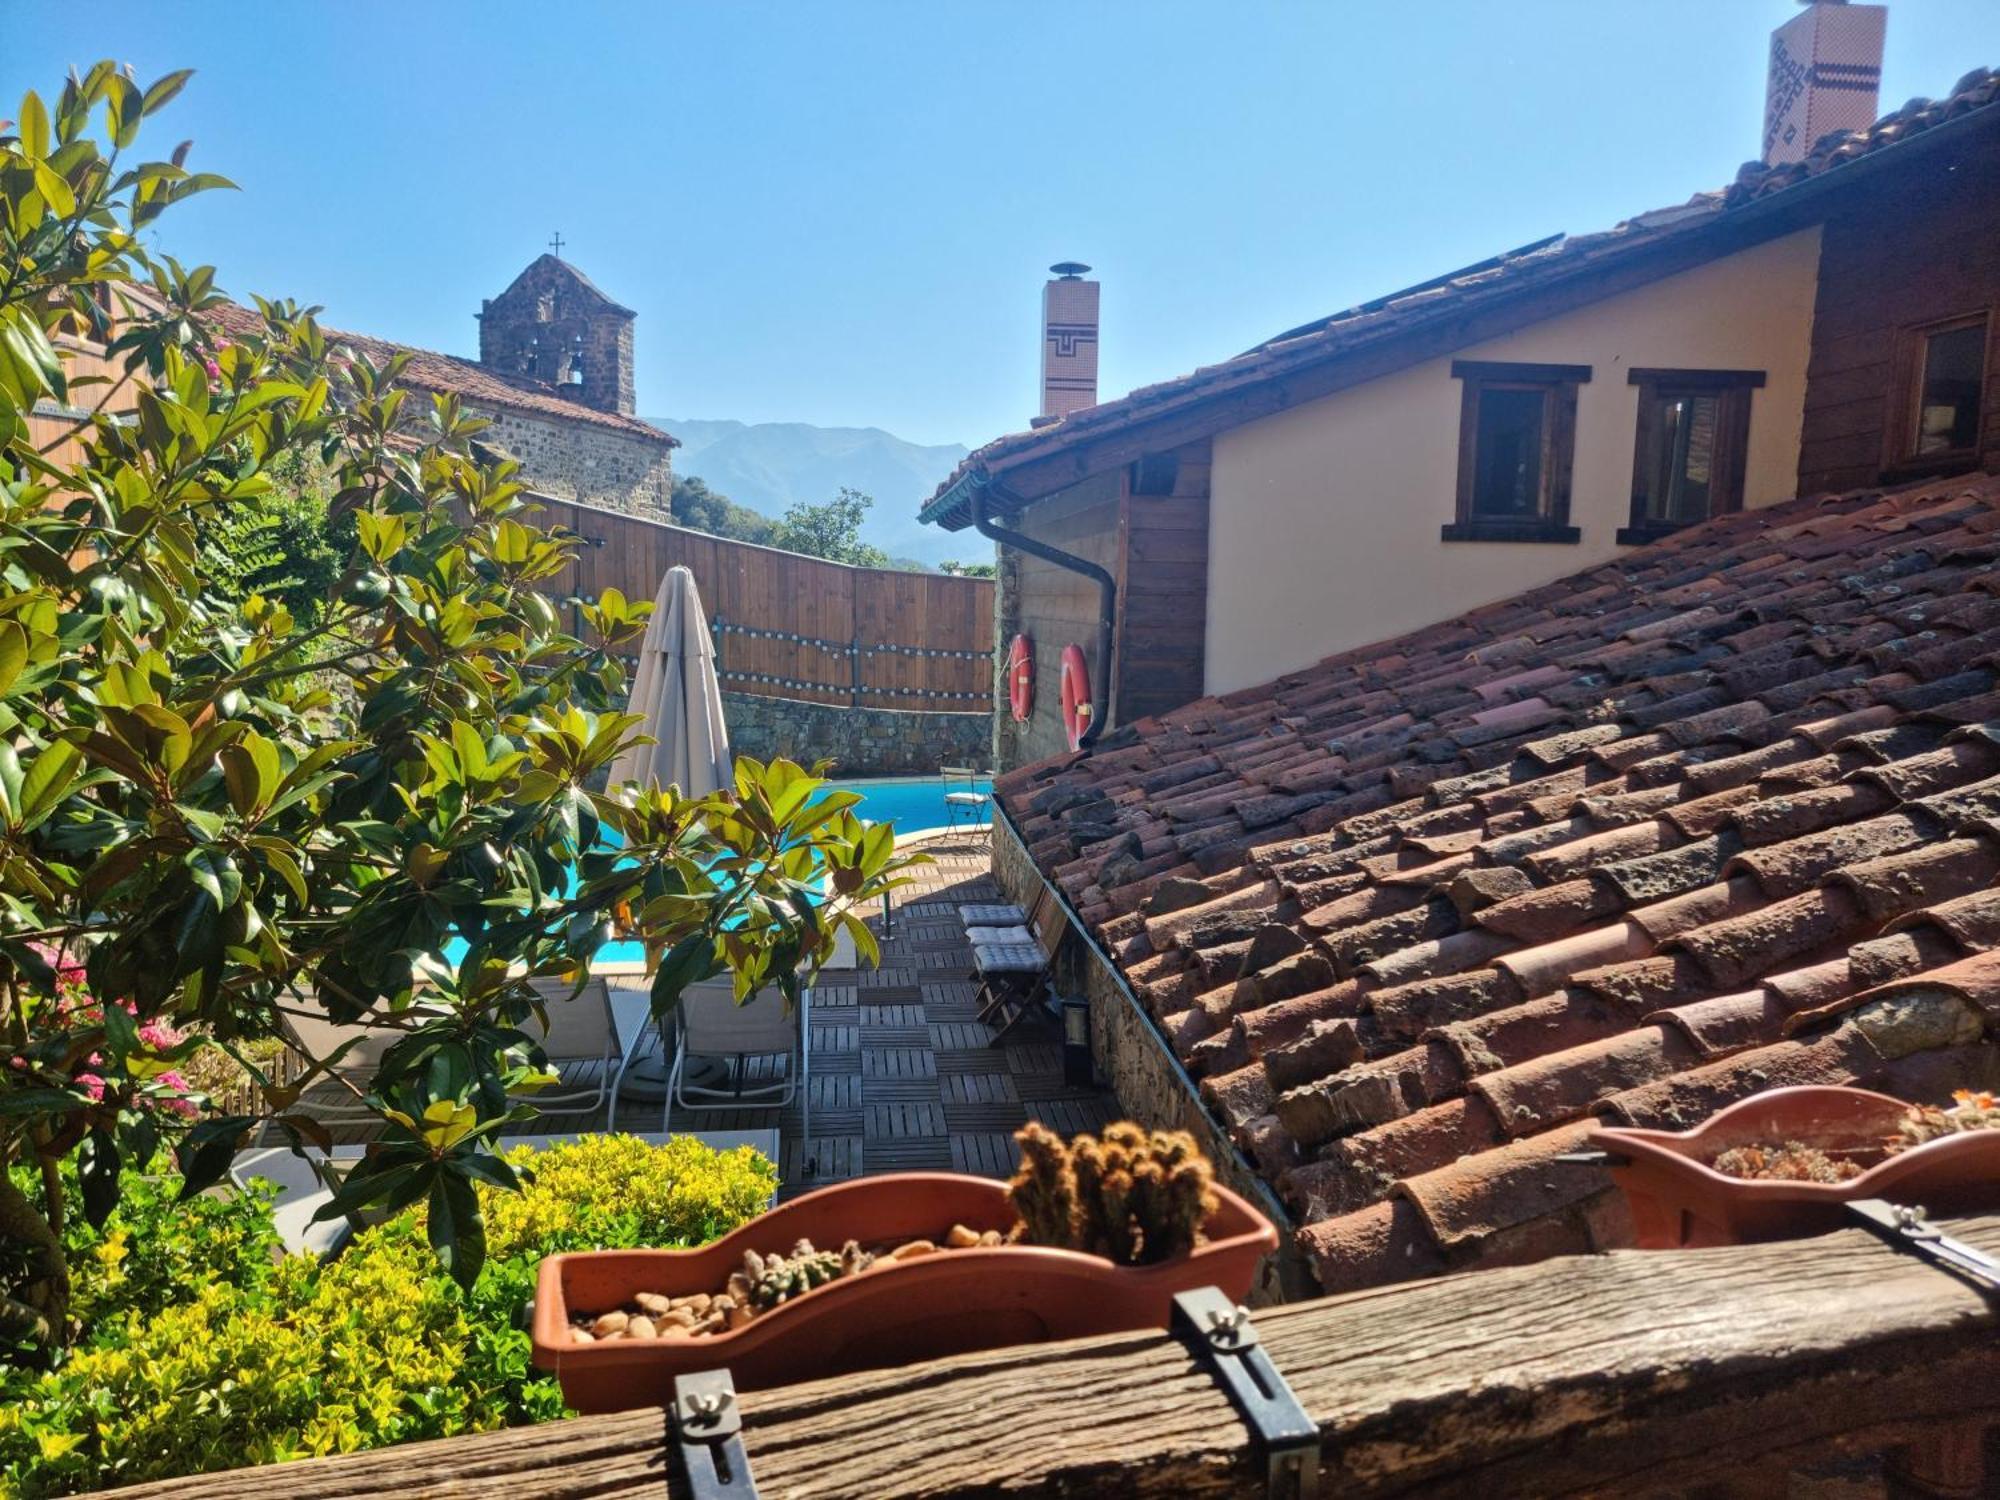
[[607, 565, 733, 797]]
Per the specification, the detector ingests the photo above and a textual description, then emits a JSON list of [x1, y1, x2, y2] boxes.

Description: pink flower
[[74, 1073, 105, 1102], [6, 1055, 24, 1071], [161, 1095, 200, 1119], [204, 358, 222, 381], [138, 1020, 184, 1051], [156, 1069, 190, 1093]]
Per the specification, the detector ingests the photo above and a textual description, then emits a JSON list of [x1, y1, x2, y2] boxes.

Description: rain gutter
[[969, 474, 1114, 752]]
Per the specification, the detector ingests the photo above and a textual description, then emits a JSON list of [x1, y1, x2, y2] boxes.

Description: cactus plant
[[737, 1237, 874, 1311], [1007, 1120, 1218, 1265], [1007, 1121, 1079, 1247]]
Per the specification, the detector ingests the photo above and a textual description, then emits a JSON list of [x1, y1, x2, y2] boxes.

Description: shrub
[[0, 61, 918, 1344], [0, 1134, 775, 1495]]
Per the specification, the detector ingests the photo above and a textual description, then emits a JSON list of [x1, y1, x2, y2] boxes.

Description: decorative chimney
[[1763, 2, 1887, 166], [1038, 261, 1099, 423]]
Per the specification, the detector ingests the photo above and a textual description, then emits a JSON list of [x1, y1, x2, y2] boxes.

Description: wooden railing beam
[[109, 1214, 2000, 1500]]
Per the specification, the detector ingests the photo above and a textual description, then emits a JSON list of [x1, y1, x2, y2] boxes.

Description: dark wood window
[[1619, 368, 1764, 546], [1443, 361, 1588, 542], [1902, 314, 1988, 463], [1127, 451, 1180, 497]]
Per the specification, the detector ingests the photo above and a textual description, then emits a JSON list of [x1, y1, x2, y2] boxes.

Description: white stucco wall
[[1204, 227, 1822, 696]]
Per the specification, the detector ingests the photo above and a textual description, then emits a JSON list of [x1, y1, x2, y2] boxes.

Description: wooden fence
[[532, 495, 994, 713], [121, 1211, 2000, 1499]]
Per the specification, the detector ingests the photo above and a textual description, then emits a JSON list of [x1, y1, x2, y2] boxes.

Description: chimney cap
[[1049, 261, 1092, 279]]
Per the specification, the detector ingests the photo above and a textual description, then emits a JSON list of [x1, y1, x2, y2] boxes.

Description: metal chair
[[941, 765, 992, 840], [283, 976, 648, 1128], [664, 978, 811, 1137]]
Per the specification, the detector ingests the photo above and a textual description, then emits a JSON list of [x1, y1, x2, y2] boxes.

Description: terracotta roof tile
[[205, 300, 672, 442], [999, 471, 2000, 1293], [1469, 1027, 1702, 1137], [1593, 1024, 1886, 1130]]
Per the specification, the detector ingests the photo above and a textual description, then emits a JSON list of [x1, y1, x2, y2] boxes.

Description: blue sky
[[11, 2, 2000, 448]]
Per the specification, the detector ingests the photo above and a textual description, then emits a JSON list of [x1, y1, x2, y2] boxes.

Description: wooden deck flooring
[[294, 836, 1115, 1194]]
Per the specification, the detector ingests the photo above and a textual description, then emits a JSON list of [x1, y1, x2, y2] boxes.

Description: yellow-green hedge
[[0, 1134, 777, 1496]]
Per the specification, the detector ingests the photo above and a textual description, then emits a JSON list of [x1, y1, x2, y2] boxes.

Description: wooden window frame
[[1443, 360, 1589, 543], [1619, 367, 1764, 547], [1884, 310, 1991, 480]]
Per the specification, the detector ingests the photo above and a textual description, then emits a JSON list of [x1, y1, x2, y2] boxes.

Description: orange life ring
[[1059, 642, 1093, 751], [1006, 634, 1034, 722]]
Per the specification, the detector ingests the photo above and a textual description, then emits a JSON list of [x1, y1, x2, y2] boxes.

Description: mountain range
[[650, 417, 983, 569]]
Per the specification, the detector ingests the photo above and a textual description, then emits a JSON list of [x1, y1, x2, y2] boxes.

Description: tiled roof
[[996, 471, 2000, 1294], [205, 301, 674, 443], [922, 66, 2000, 531], [1727, 65, 2000, 203]]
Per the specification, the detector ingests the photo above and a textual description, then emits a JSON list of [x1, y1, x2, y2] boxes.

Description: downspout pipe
[[969, 475, 1115, 750]]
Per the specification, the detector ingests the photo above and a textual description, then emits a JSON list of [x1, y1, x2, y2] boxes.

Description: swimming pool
[[448, 774, 993, 968], [831, 774, 993, 834]]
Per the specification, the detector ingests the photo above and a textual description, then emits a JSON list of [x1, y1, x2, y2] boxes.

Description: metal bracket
[[1847, 1199, 2000, 1296], [1172, 1286, 1320, 1500], [669, 1369, 759, 1499]]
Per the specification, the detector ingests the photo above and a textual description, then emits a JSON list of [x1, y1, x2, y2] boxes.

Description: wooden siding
[[996, 444, 1213, 771], [998, 471, 1123, 768], [526, 495, 994, 713], [1798, 126, 2000, 493], [26, 335, 126, 471], [1114, 439, 1209, 725]]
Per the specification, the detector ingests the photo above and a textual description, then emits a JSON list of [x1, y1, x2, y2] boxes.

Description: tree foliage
[[667, 473, 776, 548], [773, 485, 890, 569], [0, 63, 921, 1352], [193, 449, 352, 628]]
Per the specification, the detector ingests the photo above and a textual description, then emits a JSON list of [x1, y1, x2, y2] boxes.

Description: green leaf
[[104, 72, 142, 147], [17, 739, 80, 830], [99, 997, 138, 1059], [650, 932, 718, 1018], [78, 1128, 122, 1229], [428, 1167, 487, 1289], [218, 734, 276, 816], [17, 90, 49, 158], [140, 68, 193, 115], [33, 161, 75, 218], [175, 1116, 259, 1201], [257, 843, 309, 905]]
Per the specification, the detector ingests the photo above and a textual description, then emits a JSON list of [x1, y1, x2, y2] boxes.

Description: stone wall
[[483, 408, 673, 519], [477, 256, 636, 416], [988, 812, 1312, 1304], [723, 691, 990, 780]]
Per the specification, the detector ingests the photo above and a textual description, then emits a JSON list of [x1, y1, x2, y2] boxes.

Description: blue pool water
[[450, 775, 992, 968], [828, 774, 993, 834]]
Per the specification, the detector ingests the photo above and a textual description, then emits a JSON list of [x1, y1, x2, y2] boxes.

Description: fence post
[[850, 631, 863, 708]]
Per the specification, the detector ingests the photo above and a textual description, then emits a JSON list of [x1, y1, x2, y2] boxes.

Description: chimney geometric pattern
[[1041, 273, 1100, 420], [1764, 3, 1887, 167]]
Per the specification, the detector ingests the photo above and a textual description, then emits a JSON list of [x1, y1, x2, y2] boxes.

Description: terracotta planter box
[[531, 1170, 1278, 1409], [1591, 1085, 2000, 1250]]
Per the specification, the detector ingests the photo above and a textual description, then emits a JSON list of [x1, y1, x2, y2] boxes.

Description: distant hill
[[651, 418, 983, 569]]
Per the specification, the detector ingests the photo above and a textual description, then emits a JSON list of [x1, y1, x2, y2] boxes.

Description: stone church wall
[[482, 408, 673, 518]]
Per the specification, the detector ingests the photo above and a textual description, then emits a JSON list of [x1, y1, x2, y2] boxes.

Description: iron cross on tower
[[548, 231, 565, 256]]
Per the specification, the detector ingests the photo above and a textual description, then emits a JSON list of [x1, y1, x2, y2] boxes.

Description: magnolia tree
[[0, 65, 921, 1350]]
